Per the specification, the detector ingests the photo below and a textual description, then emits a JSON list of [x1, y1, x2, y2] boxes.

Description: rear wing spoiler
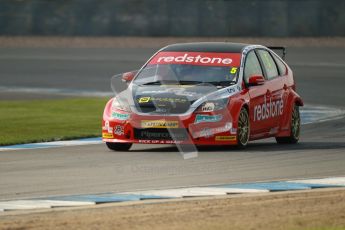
[[267, 46, 286, 60]]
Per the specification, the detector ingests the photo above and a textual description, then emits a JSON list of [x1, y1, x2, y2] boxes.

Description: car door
[[243, 50, 271, 136], [256, 49, 284, 135]]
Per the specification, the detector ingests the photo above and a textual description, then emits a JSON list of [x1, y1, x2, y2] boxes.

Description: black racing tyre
[[106, 142, 132, 151], [237, 107, 250, 148], [276, 104, 300, 144]]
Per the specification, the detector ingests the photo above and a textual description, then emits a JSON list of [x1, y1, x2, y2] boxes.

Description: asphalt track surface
[[0, 47, 345, 201]]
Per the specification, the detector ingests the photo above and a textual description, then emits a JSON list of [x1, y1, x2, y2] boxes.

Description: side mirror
[[248, 75, 265, 86], [121, 72, 136, 83]]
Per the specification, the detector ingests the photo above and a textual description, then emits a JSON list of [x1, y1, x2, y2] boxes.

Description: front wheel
[[276, 104, 300, 144], [106, 142, 132, 151], [237, 108, 250, 148]]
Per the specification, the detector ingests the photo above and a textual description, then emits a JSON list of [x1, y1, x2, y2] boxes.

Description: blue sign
[[195, 114, 222, 124]]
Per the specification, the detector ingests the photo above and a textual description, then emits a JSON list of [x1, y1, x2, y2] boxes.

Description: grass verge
[[0, 97, 108, 146]]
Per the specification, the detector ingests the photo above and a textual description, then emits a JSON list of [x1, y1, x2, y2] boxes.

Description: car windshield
[[133, 51, 241, 87], [133, 64, 239, 86]]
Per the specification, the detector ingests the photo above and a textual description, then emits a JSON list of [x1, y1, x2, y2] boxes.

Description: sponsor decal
[[149, 52, 241, 67], [102, 133, 114, 138], [138, 97, 188, 104], [153, 97, 188, 103], [114, 125, 124, 135], [254, 96, 284, 121], [200, 128, 213, 138], [230, 67, 238, 74], [103, 120, 113, 133], [227, 85, 241, 94], [111, 112, 130, 120], [194, 114, 222, 124], [140, 131, 170, 139], [139, 140, 182, 144], [137, 131, 186, 140], [215, 136, 237, 141], [155, 107, 168, 113], [142, 88, 199, 97], [227, 88, 236, 94], [141, 120, 179, 128], [138, 97, 151, 103], [219, 85, 241, 98], [201, 102, 215, 112], [192, 122, 232, 138]]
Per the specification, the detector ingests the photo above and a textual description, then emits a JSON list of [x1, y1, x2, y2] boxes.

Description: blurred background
[[1, 0, 344, 37]]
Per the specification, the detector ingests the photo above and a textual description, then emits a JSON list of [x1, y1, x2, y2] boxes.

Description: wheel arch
[[278, 90, 303, 135], [229, 98, 249, 129], [242, 103, 249, 113]]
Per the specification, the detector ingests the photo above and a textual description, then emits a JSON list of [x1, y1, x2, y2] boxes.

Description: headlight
[[196, 98, 229, 112], [111, 97, 131, 112]]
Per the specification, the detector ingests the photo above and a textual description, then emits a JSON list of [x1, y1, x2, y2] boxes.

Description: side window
[[257, 50, 279, 80], [244, 51, 263, 83], [272, 53, 287, 76]]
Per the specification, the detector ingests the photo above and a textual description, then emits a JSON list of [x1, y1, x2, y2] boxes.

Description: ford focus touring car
[[102, 42, 303, 151]]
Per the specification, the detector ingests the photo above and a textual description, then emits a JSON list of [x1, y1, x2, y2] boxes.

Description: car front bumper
[[102, 110, 238, 146]]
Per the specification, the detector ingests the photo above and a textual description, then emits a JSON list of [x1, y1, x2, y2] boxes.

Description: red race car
[[102, 42, 303, 151]]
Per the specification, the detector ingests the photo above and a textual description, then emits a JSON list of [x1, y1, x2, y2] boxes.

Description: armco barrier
[[0, 0, 344, 36]]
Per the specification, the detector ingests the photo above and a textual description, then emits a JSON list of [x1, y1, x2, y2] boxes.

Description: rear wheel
[[237, 108, 250, 148], [276, 104, 300, 144], [106, 142, 132, 151]]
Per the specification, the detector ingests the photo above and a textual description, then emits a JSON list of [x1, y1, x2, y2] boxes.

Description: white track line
[[289, 177, 345, 186], [0, 202, 50, 211], [300, 105, 345, 125], [0, 200, 95, 211], [122, 187, 268, 198], [0, 139, 102, 151], [18, 200, 96, 207], [39, 140, 102, 146]]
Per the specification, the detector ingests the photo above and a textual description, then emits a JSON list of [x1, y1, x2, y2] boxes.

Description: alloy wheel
[[238, 108, 250, 146]]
